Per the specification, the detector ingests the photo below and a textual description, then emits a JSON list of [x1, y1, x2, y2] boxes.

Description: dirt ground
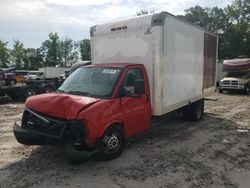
[[0, 92, 249, 188]]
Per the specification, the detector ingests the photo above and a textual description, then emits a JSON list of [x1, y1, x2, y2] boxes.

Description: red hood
[[25, 93, 100, 120]]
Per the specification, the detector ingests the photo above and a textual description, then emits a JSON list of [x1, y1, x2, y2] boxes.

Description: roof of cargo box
[[90, 11, 217, 37]]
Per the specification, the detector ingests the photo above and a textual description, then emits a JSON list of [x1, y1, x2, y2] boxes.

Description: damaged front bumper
[[13, 122, 61, 145], [13, 108, 86, 146]]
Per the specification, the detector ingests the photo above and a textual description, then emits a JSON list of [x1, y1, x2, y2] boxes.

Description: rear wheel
[[97, 126, 124, 160], [42, 86, 54, 93], [7, 92, 19, 100], [10, 79, 16, 86], [245, 86, 250, 94], [183, 100, 204, 121], [20, 86, 36, 101]]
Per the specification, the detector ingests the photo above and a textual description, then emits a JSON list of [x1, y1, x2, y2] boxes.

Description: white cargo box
[[39, 67, 68, 79], [91, 12, 218, 116]]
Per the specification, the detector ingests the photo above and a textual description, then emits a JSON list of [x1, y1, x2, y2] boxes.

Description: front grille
[[22, 109, 67, 139], [222, 80, 239, 86], [231, 80, 238, 85], [222, 81, 230, 85]]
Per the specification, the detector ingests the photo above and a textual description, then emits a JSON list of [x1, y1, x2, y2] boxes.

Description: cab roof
[[88, 63, 143, 68]]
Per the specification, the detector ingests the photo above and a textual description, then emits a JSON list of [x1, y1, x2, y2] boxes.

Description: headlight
[[69, 120, 88, 137], [239, 80, 246, 85]]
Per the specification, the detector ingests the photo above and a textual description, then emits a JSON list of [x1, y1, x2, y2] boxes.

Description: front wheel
[[65, 138, 97, 165], [97, 126, 125, 160]]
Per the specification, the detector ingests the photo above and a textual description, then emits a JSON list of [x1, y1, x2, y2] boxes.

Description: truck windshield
[[226, 72, 247, 78], [58, 66, 121, 98]]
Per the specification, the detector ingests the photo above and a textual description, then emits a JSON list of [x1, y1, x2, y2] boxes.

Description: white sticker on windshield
[[102, 69, 117, 74]]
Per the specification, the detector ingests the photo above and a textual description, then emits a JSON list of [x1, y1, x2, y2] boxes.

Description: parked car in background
[[4, 72, 17, 85], [219, 71, 250, 93], [1, 67, 17, 85], [15, 70, 29, 83], [219, 58, 250, 93], [24, 71, 44, 80]]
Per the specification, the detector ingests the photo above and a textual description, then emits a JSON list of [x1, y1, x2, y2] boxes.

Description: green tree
[[11, 40, 25, 69], [224, 0, 250, 57], [23, 48, 44, 70], [178, 0, 250, 59], [71, 41, 80, 66], [41, 32, 61, 67], [79, 39, 91, 60], [0, 40, 10, 67], [207, 7, 227, 33], [60, 38, 81, 67], [178, 6, 210, 28], [60, 37, 74, 67]]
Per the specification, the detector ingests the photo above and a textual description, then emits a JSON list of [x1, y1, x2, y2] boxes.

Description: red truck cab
[[14, 63, 151, 163]]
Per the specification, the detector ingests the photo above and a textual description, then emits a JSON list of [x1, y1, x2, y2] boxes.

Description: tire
[[10, 79, 16, 86], [7, 92, 19, 100], [20, 86, 36, 101], [65, 138, 97, 165], [245, 86, 250, 94], [219, 89, 223, 93], [183, 100, 204, 121], [42, 86, 54, 93], [97, 125, 125, 160]]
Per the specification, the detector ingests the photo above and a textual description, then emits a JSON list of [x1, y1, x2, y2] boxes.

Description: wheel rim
[[102, 131, 121, 153], [45, 88, 52, 93], [246, 87, 250, 93], [26, 89, 35, 97]]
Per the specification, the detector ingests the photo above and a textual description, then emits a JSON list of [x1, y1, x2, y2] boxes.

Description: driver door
[[120, 67, 151, 137]]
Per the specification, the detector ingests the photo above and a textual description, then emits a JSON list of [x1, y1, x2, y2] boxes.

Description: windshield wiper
[[68, 91, 90, 96]]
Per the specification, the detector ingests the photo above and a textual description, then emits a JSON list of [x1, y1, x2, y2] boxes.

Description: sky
[[0, 0, 234, 48]]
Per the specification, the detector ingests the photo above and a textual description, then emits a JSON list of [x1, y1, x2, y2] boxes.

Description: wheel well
[[105, 123, 124, 133], [95, 123, 125, 146]]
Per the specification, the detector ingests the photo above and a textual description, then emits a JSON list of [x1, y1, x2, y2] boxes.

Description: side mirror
[[135, 79, 145, 94]]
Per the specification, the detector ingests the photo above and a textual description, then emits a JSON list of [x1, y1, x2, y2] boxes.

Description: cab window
[[122, 68, 144, 95]]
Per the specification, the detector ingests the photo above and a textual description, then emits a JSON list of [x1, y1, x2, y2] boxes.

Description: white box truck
[[13, 12, 218, 164], [90, 12, 218, 116], [38, 67, 68, 79]]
